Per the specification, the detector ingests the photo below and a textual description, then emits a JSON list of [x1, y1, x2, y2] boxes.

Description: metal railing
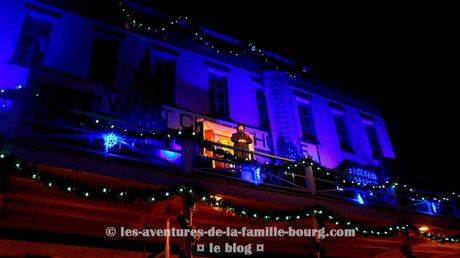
[[1, 96, 459, 220]]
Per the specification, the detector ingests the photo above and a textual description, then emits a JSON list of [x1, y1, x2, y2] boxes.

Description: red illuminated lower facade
[[1, 141, 460, 258]]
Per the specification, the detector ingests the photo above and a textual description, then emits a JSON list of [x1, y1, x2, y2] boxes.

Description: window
[[152, 58, 176, 104], [256, 88, 270, 130], [88, 36, 118, 88], [298, 103, 317, 142], [13, 15, 52, 65], [365, 123, 382, 158], [333, 114, 353, 152], [208, 74, 229, 117]]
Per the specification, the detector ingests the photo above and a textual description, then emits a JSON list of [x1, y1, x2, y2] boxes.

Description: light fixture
[[419, 226, 429, 232]]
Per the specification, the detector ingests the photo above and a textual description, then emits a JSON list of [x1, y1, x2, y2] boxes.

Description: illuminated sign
[[346, 166, 379, 185], [161, 105, 273, 152]]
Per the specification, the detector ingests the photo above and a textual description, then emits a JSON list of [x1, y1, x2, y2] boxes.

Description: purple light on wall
[[0, 1, 30, 90], [0, 0, 396, 172]]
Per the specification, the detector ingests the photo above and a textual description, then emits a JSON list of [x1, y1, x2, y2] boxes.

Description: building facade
[[0, 0, 394, 170], [1, 1, 459, 258]]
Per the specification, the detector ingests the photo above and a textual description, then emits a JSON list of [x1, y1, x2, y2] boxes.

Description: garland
[[1, 87, 460, 205], [1, 86, 459, 204], [114, 0, 309, 79], [0, 153, 459, 244]]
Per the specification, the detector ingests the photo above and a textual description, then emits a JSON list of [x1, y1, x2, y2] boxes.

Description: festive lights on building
[[1, 86, 458, 205], [103, 132, 119, 152], [114, 0, 309, 78], [1, 152, 458, 244], [1, 88, 458, 213]]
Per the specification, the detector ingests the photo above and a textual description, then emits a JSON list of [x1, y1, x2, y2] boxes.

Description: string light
[[9, 152, 452, 242], [58, 0, 454, 203], [0, 98, 458, 231], [114, 0, 309, 77]]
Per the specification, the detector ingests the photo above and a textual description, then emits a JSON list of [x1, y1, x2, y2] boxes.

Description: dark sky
[[152, 1, 459, 191]]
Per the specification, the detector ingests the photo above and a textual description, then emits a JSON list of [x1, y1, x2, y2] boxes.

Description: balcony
[[1, 67, 459, 220], [1, 67, 460, 257]]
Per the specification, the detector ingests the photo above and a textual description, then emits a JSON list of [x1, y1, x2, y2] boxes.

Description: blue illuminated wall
[[0, 0, 395, 172], [115, 36, 261, 126], [303, 96, 395, 168], [0, 1, 30, 89]]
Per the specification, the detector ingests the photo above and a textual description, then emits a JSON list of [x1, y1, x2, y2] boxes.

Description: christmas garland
[[114, 0, 308, 79], [0, 152, 459, 244], [1, 86, 460, 206], [1, 86, 459, 204]]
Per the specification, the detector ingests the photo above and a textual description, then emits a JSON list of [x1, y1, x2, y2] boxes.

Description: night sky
[[152, 1, 459, 192]]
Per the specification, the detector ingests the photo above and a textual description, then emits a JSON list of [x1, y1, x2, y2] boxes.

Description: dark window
[[88, 36, 118, 88], [13, 15, 52, 65], [152, 58, 176, 104], [365, 123, 382, 158], [298, 103, 317, 142], [209, 74, 229, 117], [334, 114, 353, 152], [256, 88, 270, 130]]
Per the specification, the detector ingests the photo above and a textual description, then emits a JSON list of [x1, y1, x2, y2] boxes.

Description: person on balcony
[[231, 123, 253, 160]]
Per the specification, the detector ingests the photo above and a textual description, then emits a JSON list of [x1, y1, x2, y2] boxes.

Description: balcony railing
[[1, 85, 459, 220]]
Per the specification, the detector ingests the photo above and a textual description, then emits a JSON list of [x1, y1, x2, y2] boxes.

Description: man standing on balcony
[[231, 123, 253, 160]]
